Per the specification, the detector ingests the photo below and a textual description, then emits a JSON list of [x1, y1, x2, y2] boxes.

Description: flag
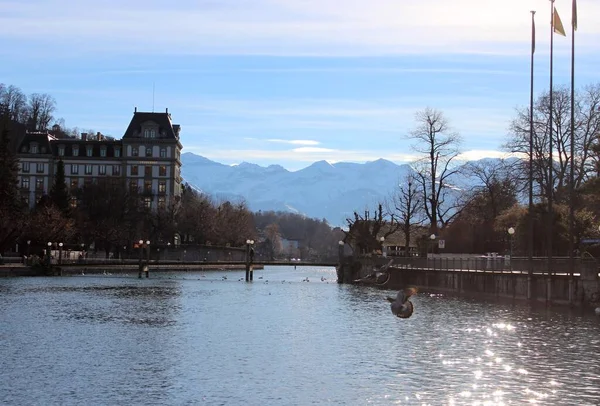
[[554, 8, 566, 36], [572, 0, 577, 30], [532, 14, 536, 54]]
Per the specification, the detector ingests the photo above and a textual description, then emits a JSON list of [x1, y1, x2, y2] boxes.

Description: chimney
[[134, 107, 137, 113], [81, 133, 87, 141], [166, 108, 168, 114], [97, 132, 102, 141]]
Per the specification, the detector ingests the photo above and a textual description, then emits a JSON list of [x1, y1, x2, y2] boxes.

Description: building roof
[[122, 109, 180, 140], [17, 132, 56, 155]]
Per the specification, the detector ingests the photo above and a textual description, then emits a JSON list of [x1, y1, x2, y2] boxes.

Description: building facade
[[16, 109, 183, 210]]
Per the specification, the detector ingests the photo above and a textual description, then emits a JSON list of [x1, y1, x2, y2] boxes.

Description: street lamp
[[508, 227, 515, 272], [379, 236, 386, 257], [27, 240, 31, 256], [47, 242, 52, 266], [58, 242, 63, 265], [429, 234, 436, 258]]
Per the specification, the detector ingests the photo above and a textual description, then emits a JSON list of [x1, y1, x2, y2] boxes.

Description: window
[[100, 147, 107, 157], [160, 148, 166, 158], [131, 165, 138, 176], [31, 144, 38, 154], [70, 197, 78, 208], [144, 180, 152, 193], [70, 179, 78, 190], [145, 147, 152, 157], [112, 165, 121, 176], [158, 196, 166, 209], [144, 166, 152, 176], [129, 180, 138, 193], [85, 164, 93, 175], [144, 129, 150, 138], [71, 164, 79, 174], [114, 148, 121, 158], [22, 162, 30, 173], [73, 146, 79, 156], [22, 177, 30, 190], [151, 129, 156, 138], [86, 146, 93, 157], [36, 163, 44, 173], [35, 177, 44, 191], [58, 146, 65, 156], [144, 196, 152, 208], [158, 181, 166, 194], [21, 195, 29, 206], [132, 147, 139, 157], [99, 165, 106, 175], [159, 166, 166, 176]]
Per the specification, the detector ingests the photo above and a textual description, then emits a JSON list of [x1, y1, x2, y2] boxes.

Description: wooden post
[[245, 243, 250, 282], [146, 244, 150, 278], [138, 244, 143, 279]]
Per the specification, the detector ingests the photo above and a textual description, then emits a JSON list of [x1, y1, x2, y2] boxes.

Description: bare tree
[[388, 174, 425, 256], [408, 107, 462, 233], [0, 84, 29, 123], [344, 203, 399, 255], [505, 84, 600, 203], [27, 93, 56, 131]]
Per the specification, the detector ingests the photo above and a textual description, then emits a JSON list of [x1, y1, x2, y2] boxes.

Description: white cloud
[[266, 139, 320, 145], [1, 0, 598, 57]]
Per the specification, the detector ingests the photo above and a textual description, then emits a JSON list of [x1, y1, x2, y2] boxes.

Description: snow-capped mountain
[[180, 153, 501, 226]]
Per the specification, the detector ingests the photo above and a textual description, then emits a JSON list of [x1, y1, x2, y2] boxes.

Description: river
[[1, 266, 599, 405]]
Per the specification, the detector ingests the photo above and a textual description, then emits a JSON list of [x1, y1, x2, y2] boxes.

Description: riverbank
[[0, 263, 263, 277]]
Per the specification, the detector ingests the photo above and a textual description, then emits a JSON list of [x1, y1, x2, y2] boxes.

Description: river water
[[1, 266, 599, 405]]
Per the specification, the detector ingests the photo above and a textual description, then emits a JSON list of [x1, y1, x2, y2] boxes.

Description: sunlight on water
[[1, 266, 599, 405]]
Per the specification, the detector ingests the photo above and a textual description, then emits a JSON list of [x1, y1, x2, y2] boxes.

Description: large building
[[16, 109, 183, 210]]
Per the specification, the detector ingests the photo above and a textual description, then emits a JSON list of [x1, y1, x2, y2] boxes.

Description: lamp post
[[146, 241, 151, 277], [380, 236, 386, 257], [47, 242, 52, 266], [167, 242, 170, 261], [58, 242, 63, 265], [429, 233, 436, 255], [245, 239, 255, 281], [138, 239, 144, 278], [27, 240, 31, 256], [508, 227, 515, 272]]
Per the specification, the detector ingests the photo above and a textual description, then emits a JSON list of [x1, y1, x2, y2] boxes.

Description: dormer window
[[86, 146, 93, 157], [143, 128, 157, 138], [100, 147, 107, 157], [41, 147, 46, 153], [114, 148, 121, 158], [58, 146, 65, 156], [21, 146, 28, 153], [30, 144, 38, 154], [73, 146, 79, 156]]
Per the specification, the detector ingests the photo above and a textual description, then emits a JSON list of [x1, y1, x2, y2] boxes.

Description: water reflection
[[0, 267, 599, 405]]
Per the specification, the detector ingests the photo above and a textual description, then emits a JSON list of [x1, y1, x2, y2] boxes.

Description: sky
[[1, 0, 599, 171]]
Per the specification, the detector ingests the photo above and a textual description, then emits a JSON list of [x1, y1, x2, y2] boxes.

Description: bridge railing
[[375, 255, 598, 275]]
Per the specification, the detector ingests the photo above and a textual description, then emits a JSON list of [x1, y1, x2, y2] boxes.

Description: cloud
[[266, 139, 320, 145], [2, 0, 599, 57]]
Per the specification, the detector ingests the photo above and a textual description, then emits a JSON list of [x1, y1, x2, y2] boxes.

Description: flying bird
[[386, 287, 418, 319]]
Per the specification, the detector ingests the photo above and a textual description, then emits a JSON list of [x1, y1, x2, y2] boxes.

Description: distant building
[[15, 108, 183, 210]]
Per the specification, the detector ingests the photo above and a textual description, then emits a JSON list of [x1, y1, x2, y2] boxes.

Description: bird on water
[[386, 287, 418, 318]]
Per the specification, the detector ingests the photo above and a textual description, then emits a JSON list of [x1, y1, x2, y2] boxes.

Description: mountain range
[[180, 152, 493, 226]]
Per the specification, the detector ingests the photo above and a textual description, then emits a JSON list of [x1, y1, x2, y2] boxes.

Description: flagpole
[[547, 0, 554, 279], [568, 0, 576, 299], [528, 10, 536, 298]]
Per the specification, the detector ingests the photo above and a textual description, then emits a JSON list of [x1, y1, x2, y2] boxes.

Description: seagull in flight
[[386, 287, 417, 319]]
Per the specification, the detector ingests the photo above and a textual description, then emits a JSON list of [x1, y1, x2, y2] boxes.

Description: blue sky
[[1, 0, 599, 171]]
